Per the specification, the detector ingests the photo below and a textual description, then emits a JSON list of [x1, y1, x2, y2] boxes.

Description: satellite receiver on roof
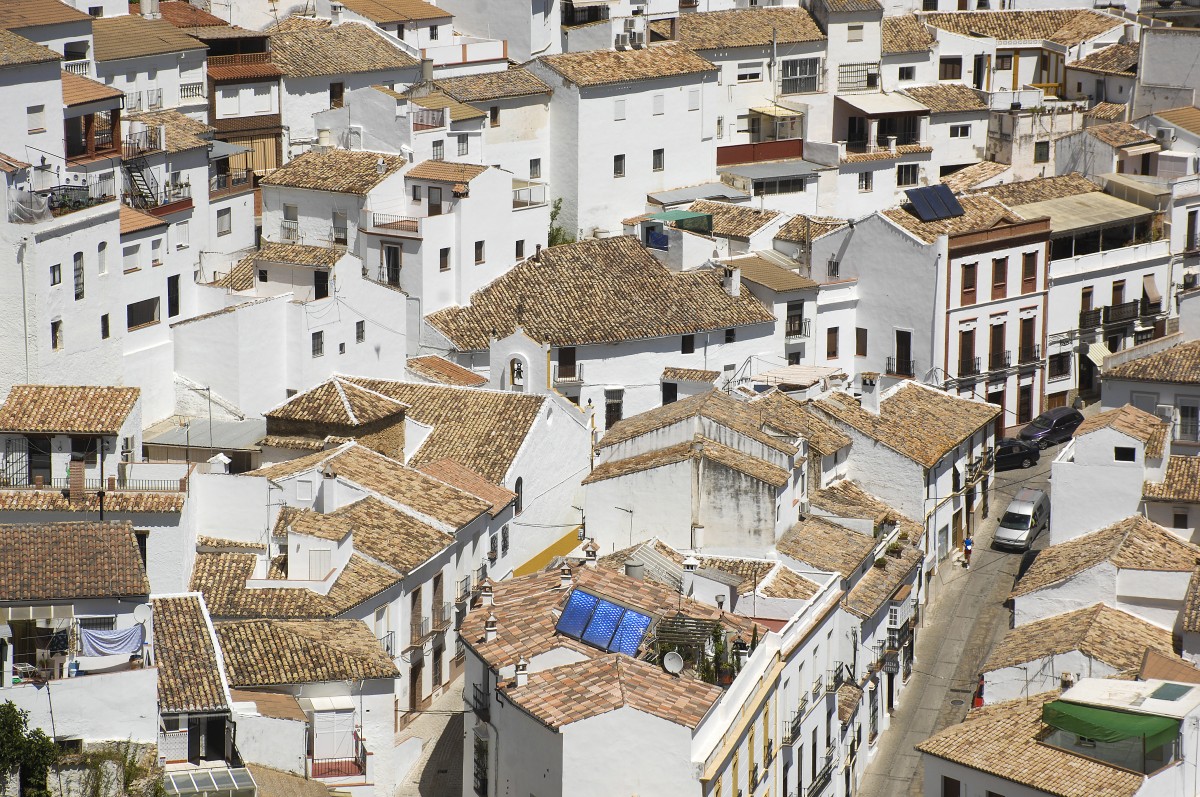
[[663, 651, 685, 676], [133, 604, 152, 625]]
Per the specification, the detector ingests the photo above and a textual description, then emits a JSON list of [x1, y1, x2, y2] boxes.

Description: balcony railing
[[129, 183, 191, 211], [1018, 344, 1041, 364], [1178, 422, 1200, 443], [553, 363, 584, 384], [807, 756, 833, 797], [457, 575, 472, 603], [1079, 307, 1103, 329], [512, 182, 546, 209], [471, 683, 490, 722], [785, 317, 811, 340], [280, 219, 299, 242], [309, 733, 366, 779], [208, 52, 272, 68], [1104, 300, 1140, 324], [64, 60, 91, 76], [123, 129, 163, 159], [433, 601, 454, 632], [368, 212, 421, 237], [180, 82, 205, 100], [209, 169, 253, 198], [1141, 298, 1163, 316], [408, 617, 431, 648], [411, 107, 446, 131], [957, 357, 981, 378], [28, 175, 117, 219], [811, 675, 823, 700], [785, 702, 805, 744], [378, 631, 395, 657], [330, 225, 348, 246], [475, 563, 488, 586], [988, 350, 1011, 371], [827, 662, 846, 693], [886, 357, 915, 378]]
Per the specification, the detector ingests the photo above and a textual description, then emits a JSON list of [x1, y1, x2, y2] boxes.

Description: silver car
[[993, 487, 1050, 551]]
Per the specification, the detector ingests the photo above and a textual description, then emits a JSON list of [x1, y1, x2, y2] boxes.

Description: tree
[[547, 198, 574, 248], [0, 702, 59, 797]]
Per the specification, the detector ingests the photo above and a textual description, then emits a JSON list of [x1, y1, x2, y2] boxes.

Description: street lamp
[[615, 506, 633, 546]]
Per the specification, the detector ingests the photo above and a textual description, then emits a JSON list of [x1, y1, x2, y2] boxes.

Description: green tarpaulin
[[1042, 700, 1181, 751]]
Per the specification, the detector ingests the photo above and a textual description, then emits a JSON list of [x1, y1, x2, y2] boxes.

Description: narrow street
[[857, 450, 1053, 797]]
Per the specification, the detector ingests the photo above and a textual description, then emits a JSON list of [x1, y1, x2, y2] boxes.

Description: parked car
[[994, 438, 1040, 471], [1018, 406, 1084, 449], [993, 487, 1050, 551]]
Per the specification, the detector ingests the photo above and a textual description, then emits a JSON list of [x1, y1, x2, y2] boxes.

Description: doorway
[[894, 329, 913, 376], [428, 186, 443, 216], [409, 658, 424, 712]]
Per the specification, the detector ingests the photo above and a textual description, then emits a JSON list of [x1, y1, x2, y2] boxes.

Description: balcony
[[1018, 344, 1041, 365], [988, 350, 1011, 371], [209, 168, 253, 199], [1141, 298, 1163, 317], [957, 357, 981, 378], [553, 363, 584, 384], [827, 662, 846, 693], [209, 52, 272, 68], [377, 631, 395, 657], [807, 755, 833, 797], [365, 211, 422, 238], [308, 733, 367, 779], [716, 138, 804, 167], [409, 616, 432, 648], [17, 174, 117, 221], [63, 60, 91, 77], [329, 225, 348, 247], [785, 317, 811, 341], [471, 683, 491, 722], [811, 675, 823, 700], [411, 107, 447, 131], [886, 357, 915, 378], [475, 563, 488, 586], [1079, 307, 1103, 329], [180, 82, 205, 101], [123, 129, 163, 159], [280, 219, 300, 242], [784, 702, 805, 744], [457, 575, 472, 604], [1104, 300, 1140, 325], [133, 183, 192, 215], [433, 601, 454, 633], [562, 0, 608, 27], [512, 180, 546, 209]]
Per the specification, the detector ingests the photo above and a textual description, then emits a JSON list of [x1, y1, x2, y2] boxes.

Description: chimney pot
[[481, 582, 494, 606], [515, 657, 528, 687], [484, 613, 498, 642], [559, 563, 573, 590], [859, 372, 881, 416], [624, 560, 645, 581]]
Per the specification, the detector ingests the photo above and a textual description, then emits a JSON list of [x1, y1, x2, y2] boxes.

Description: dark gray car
[[1018, 407, 1084, 449]]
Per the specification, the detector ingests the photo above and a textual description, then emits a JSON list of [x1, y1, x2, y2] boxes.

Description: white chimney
[[723, 266, 741, 297], [481, 582, 494, 606], [375, 157, 385, 175], [514, 657, 528, 687], [142, 0, 161, 19], [682, 556, 699, 597], [582, 540, 599, 567], [484, 613, 498, 642], [318, 128, 332, 148], [420, 58, 434, 84], [559, 563, 573, 590], [860, 372, 881, 416]]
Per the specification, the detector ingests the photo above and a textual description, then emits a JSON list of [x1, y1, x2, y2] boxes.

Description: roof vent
[[484, 613, 498, 642], [481, 582, 494, 606], [376, 157, 386, 175], [515, 657, 529, 687], [625, 559, 645, 581], [559, 563, 573, 590]]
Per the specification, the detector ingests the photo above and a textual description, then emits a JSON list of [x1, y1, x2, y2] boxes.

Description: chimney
[[318, 128, 332, 148], [484, 613, 498, 642], [481, 582, 494, 606], [533, 243, 542, 262], [624, 559, 645, 581], [514, 657, 528, 688], [860, 372, 881, 416], [723, 266, 741, 297], [141, 0, 161, 19], [420, 58, 434, 84], [582, 539, 599, 567], [375, 157, 385, 175], [559, 563, 573, 590], [682, 556, 699, 596]]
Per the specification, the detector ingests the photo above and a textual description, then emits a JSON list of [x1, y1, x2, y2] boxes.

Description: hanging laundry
[[48, 629, 69, 656], [79, 625, 143, 657]]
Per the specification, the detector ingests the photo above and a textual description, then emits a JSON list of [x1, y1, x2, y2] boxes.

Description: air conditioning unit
[[1157, 126, 1175, 142], [1155, 404, 1177, 424], [615, 32, 630, 48], [799, 500, 810, 516], [624, 17, 637, 31], [630, 31, 645, 48]]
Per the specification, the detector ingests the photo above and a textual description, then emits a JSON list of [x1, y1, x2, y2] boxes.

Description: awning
[[208, 139, 251, 161], [299, 695, 355, 713], [1088, 341, 1112, 366], [1143, 274, 1161, 303], [752, 105, 803, 118], [838, 92, 928, 116], [1119, 142, 1162, 157], [1042, 700, 1181, 751]]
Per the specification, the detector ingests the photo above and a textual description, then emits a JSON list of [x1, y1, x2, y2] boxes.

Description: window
[[167, 274, 180, 317], [515, 239, 526, 260], [939, 57, 963, 80], [782, 57, 820, 94], [856, 327, 868, 356], [662, 382, 678, 404], [432, 139, 444, 160], [457, 134, 468, 156], [949, 124, 971, 138], [605, 389, 623, 429], [174, 220, 189, 249], [961, 263, 976, 304], [100, 314, 109, 339], [216, 87, 240, 117], [1048, 352, 1071, 379], [826, 326, 839, 359], [126, 298, 160, 330], [941, 777, 961, 797], [614, 99, 626, 121], [501, 525, 510, 554], [530, 158, 541, 179], [97, 242, 106, 275], [737, 62, 763, 82], [314, 270, 329, 300], [653, 148, 665, 171], [1112, 280, 1126, 305], [151, 238, 162, 266], [217, 207, 231, 236], [1180, 403, 1199, 442], [688, 89, 700, 111], [682, 334, 695, 354], [338, 342, 345, 355], [923, 0, 937, 9], [716, 116, 724, 139], [653, 94, 664, 115], [1114, 446, 1136, 462], [898, 65, 915, 81], [489, 106, 499, 127], [838, 61, 880, 91], [848, 24, 863, 42], [311, 330, 324, 358], [1174, 509, 1190, 529], [614, 154, 625, 178], [724, 328, 735, 344], [429, 24, 439, 39], [1022, 252, 1037, 293], [991, 257, 1008, 300], [258, 269, 268, 283], [50, 320, 63, 350], [50, 264, 61, 285], [329, 81, 344, 109], [754, 177, 807, 195], [1081, 286, 1094, 311], [1034, 141, 1050, 163], [356, 320, 365, 343], [27, 105, 45, 132], [996, 54, 1013, 70], [439, 248, 451, 272], [858, 171, 873, 192], [474, 240, 485, 264], [896, 164, 919, 187]]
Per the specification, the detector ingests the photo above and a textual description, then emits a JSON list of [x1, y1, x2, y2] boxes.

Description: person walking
[[963, 533, 974, 570]]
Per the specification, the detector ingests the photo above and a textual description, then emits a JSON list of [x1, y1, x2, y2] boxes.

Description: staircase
[[123, 156, 158, 210]]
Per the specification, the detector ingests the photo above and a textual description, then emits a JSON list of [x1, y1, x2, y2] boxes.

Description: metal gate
[[3, 437, 28, 486]]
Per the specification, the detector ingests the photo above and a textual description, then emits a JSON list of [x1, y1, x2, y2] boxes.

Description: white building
[[1102, 336, 1200, 455], [1064, 41, 1138, 120], [92, 13, 209, 118]]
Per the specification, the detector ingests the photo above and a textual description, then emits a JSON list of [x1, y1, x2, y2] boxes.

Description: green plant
[[874, 557, 888, 569], [0, 703, 59, 797], [886, 542, 902, 556], [547, 198, 574, 248]]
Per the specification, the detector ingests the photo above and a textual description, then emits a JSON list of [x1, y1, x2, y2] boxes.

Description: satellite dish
[[133, 604, 153, 625], [663, 651, 685, 676]]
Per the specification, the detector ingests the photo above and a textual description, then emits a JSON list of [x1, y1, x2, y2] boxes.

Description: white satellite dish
[[663, 651, 685, 676], [133, 604, 153, 625]]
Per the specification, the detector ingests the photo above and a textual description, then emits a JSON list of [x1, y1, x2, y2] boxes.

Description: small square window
[[614, 154, 625, 178], [682, 334, 695, 354], [50, 264, 61, 285], [311, 330, 324, 358], [356, 320, 365, 342], [529, 158, 541, 179], [652, 148, 664, 172], [412, 184, 422, 202], [725, 328, 735, 344], [848, 24, 863, 42], [896, 164, 919, 187], [1034, 141, 1050, 163], [858, 171, 874, 192], [737, 62, 763, 82], [338, 342, 346, 354], [996, 54, 1013, 70], [1114, 446, 1136, 462], [440, 247, 451, 271], [100, 314, 109, 340], [898, 66, 915, 81], [27, 105, 45, 132], [515, 239, 525, 259], [950, 124, 971, 138], [1174, 509, 1189, 529], [258, 269, 268, 282]]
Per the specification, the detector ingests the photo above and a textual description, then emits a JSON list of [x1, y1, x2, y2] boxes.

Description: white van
[[993, 488, 1050, 551]]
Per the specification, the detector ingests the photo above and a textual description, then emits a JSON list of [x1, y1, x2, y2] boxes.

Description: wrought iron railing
[[1079, 307, 1102, 328], [408, 617, 431, 648], [369, 212, 420, 235], [958, 357, 981, 377], [124, 129, 163, 159], [1018, 344, 1041, 364], [280, 220, 299, 242], [553, 363, 584, 383], [1141, 298, 1162, 316], [433, 601, 454, 632], [309, 734, 366, 779], [457, 575, 472, 603], [808, 755, 833, 797], [988, 350, 1011, 370], [330, 225, 348, 246], [37, 175, 117, 217], [209, 169, 253, 198], [886, 357, 915, 377], [1104, 300, 1140, 324], [811, 675, 823, 700], [378, 631, 395, 657], [471, 683, 490, 721], [785, 317, 811, 340]]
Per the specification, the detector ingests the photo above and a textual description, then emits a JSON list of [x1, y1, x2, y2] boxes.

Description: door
[[952, 509, 963, 551], [314, 270, 329, 300], [409, 659, 424, 712], [559, 346, 577, 380], [989, 323, 1005, 369], [972, 54, 987, 90], [428, 186, 443, 216], [383, 245, 401, 286], [989, 389, 1005, 439], [313, 710, 355, 759], [1019, 317, 1036, 363], [205, 716, 225, 762], [1017, 384, 1033, 425], [847, 116, 868, 149], [187, 716, 205, 764], [895, 329, 913, 376], [27, 436, 52, 485]]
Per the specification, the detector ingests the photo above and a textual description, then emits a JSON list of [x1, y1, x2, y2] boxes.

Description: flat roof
[[838, 92, 928, 116], [648, 182, 749, 206], [719, 159, 822, 180], [144, 418, 267, 451], [754, 364, 844, 388], [1061, 678, 1200, 720], [1012, 191, 1151, 235]]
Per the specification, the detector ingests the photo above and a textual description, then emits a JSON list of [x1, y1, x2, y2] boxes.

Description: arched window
[[514, 477, 523, 514], [509, 358, 524, 392]]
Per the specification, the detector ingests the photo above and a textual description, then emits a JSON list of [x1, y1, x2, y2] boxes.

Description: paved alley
[[394, 682, 465, 797]]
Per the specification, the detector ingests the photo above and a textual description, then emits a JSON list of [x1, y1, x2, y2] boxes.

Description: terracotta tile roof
[[132, 1, 226, 26], [0, 28, 59, 67], [983, 603, 1176, 674], [119, 205, 168, 236], [882, 15, 932, 53], [599, 389, 797, 455], [191, 550, 400, 618], [266, 16, 331, 33], [93, 15, 207, 61], [752, 393, 851, 456], [406, 356, 487, 387], [0, 152, 31, 173], [232, 691, 306, 722], [197, 536, 267, 551], [1068, 42, 1138, 76], [1140, 647, 1200, 683], [813, 383, 1000, 469], [207, 254, 256, 291], [259, 434, 326, 451], [126, 109, 213, 153], [688, 199, 780, 239], [404, 89, 486, 122], [0, 490, 184, 513], [427, 237, 774, 349], [207, 60, 284, 80], [583, 436, 789, 487], [726, 253, 818, 292], [462, 565, 760, 670], [775, 214, 848, 243], [1012, 515, 1199, 598], [211, 113, 283, 133], [0, 384, 138, 435], [760, 566, 821, 600], [339, 0, 450, 23], [922, 10, 1123, 46], [940, 160, 1010, 193], [313, 496, 455, 574], [246, 765, 330, 797], [1086, 121, 1154, 148], [154, 594, 228, 714], [435, 67, 551, 102], [0, 521, 149, 601], [971, 173, 1099, 206], [217, 619, 398, 686], [263, 149, 404, 195], [270, 22, 416, 78], [417, 458, 516, 516], [1144, 456, 1200, 504], [662, 367, 720, 383], [812, 480, 924, 539], [840, 143, 932, 164], [252, 241, 342, 267], [1106, 340, 1200, 386], [916, 692, 1144, 797], [1154, 106, 1200, 136], [883, 194, 1026, 245], [778, 515, 877, 579], [265, 378, 407, 427], [0, 0, 88, 30], [60, 70, 123, 107], [902, 83, 987, 113], [537, 44, 715, 88], [655, 8, 825, 49], [404, 159, 489, 184], [1075, 404, 1169, 458], [837, 682, 863, 722], [823, 0, 883, 12], [502, 653, 722, 729], [316, 378, 546, 482], [843, 545, 921, 618], [1084, 101, 1126, 122]]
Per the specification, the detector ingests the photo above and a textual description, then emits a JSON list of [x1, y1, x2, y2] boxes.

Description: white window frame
[[737, 62, 763, 83]]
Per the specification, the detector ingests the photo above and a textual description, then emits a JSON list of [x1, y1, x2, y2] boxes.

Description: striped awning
[[1088, 341, 1112, 367]]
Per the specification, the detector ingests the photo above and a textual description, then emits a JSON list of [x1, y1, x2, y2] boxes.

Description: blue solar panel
[[931, 184, 965, 218], [581, 600, 624, 648], [556, 590, 598, 638], [609, 609, 652, 655], [905, 187, 937, 222]]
